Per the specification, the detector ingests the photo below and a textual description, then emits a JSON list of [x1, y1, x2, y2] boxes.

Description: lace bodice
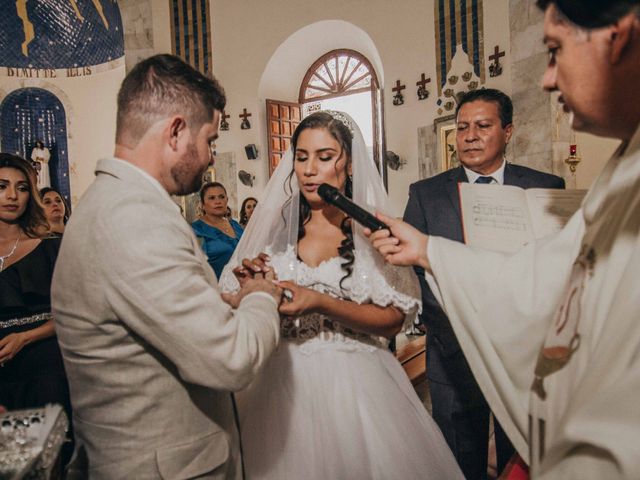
[[276, 256, 384, 352], [219, 245, 421, 354], [272, 248, 420, 353]]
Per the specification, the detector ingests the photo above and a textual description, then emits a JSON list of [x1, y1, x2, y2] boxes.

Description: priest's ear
[[608, 12, 639, 64]]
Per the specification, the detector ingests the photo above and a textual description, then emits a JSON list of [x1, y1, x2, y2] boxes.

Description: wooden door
[[266, 99, 301, 176]]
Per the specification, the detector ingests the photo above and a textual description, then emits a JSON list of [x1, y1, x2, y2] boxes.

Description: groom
[[52, 55, 282, 479]]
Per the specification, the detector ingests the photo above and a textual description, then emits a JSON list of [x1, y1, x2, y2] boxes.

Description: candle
[[570, 144, 577, 156]]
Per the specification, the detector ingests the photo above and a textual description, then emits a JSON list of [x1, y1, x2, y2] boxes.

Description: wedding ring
[[282, 289, 293, 303]]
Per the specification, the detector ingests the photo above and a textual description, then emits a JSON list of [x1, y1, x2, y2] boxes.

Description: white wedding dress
[[236, 251, 464, 479]]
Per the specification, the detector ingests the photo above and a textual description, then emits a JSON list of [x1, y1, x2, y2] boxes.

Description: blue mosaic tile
[[0, 0, 124, 69], [437, 0, 484, 88], [0, 88, 71, 204], [171, 0, 212, 74]]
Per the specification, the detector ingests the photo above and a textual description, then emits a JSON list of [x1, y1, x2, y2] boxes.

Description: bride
[[220, 111, 463, 479]]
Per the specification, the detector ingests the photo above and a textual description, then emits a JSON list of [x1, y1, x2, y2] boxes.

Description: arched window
[[299, 49, 377, 101], [266, 49, 385, 179], [299, 49, 385, 181]]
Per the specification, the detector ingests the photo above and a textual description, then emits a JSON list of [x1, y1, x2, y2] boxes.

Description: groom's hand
[[232, 253, 275, 287], [221, 272, 282, 308]]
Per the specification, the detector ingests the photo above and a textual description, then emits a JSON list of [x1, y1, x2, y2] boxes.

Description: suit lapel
[[445, 167, 467, 224], [504, 163, 526, 188]]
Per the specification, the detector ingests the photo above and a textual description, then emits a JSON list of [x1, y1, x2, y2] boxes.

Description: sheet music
[[459, 184, 586, 253], [460, 183, 534, 253], [527, 190, 586, 238]]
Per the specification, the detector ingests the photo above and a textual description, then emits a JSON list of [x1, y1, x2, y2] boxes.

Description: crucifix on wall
[[220, 111, 230, 131], [489, 45, 505, 77], [392, 80, 406, 106], [239, 108, 252, 129], [416, 73, 431, 100]]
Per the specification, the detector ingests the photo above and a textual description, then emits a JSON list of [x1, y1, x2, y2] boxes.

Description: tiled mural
[[434, 0, 485, 95], [0, 0, 124, 69], [170, 0, 212, 74], [0, 88, 71, 205]]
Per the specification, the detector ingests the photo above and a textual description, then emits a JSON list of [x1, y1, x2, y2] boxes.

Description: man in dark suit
[[404, 88, 565, 479]]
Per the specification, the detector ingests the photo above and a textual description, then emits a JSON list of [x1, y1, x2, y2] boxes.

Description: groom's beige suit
[[52, 158, 280, 479]]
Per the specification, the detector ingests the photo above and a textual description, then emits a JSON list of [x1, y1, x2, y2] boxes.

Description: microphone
[[317, 183, 389, 231]]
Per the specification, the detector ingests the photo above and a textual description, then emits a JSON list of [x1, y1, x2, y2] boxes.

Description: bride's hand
[[221, 274, 282, 308], [276, 281, 323, 317], [232, 253, 276, 286]]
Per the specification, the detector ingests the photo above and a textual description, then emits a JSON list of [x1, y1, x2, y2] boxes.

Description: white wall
[[202, 0, 513, 214], [77, 0, 614, 212], [574, 132, 620, 189], [0, 1, 617, 209], [0, 65, 125, 206]]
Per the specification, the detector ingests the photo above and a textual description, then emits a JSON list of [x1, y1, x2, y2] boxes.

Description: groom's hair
[[116, 54, 226, 147]]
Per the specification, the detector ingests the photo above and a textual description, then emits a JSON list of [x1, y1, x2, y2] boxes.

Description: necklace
[[0, 235, 20, 272], [207, 217, 234, 236]]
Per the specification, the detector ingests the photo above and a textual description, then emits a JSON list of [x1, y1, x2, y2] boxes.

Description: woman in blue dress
[[191, 182, 243, 278]]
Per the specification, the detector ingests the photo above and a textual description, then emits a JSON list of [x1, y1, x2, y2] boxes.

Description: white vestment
[[426, 125, 640, 478], [31, 146, 51, 189]]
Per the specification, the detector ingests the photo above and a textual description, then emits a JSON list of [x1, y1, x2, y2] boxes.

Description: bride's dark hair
[[286, 112, 354, 289]]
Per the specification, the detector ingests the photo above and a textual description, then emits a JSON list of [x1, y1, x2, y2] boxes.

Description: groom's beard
[[171, 142, 206, 196]]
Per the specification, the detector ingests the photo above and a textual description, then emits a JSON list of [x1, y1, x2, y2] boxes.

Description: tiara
[[324, 110, 355, 136]]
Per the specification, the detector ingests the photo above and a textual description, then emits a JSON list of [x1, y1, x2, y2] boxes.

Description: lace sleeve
[[350, 249, 422, 330], [218, 266, 240, 294]]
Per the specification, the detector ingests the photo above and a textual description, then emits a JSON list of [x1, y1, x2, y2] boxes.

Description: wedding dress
[[220, 111, 463, 479], [235, 250, 463, 479]]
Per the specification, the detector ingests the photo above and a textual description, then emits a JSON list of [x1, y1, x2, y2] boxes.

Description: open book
[[459, 183, 587, 253]]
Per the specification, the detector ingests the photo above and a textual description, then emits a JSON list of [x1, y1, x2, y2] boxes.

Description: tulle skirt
[[237, 340, 464, 479]]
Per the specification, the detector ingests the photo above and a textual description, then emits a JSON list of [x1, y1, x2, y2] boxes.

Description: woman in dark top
[[239, 196, 257, 228], [191, 182, 244, 278], [40, 186, 69, 235], [0, 153, 71, 432]]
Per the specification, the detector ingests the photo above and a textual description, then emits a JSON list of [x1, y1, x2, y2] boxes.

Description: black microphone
[[317, 183, 389, 231]]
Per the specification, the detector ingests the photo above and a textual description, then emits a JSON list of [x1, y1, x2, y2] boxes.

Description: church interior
[[0, 0, 620, 216], [0, 1, 632, 478]]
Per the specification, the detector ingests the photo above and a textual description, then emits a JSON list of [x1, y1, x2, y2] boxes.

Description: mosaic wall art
[[0, 88, 71, 204], [170, 0, 212, 74], [0, 0, 124, 71], [434, 0, 485, 95]]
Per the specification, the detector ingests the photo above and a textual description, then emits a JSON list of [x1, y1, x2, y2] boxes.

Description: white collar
[[463, 159, 507, 185]]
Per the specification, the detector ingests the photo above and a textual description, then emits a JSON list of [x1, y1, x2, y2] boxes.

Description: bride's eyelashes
[[295, 155, 336, 162]]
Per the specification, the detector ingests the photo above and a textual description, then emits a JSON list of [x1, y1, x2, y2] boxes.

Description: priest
[[369, 0, 640, 477]]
